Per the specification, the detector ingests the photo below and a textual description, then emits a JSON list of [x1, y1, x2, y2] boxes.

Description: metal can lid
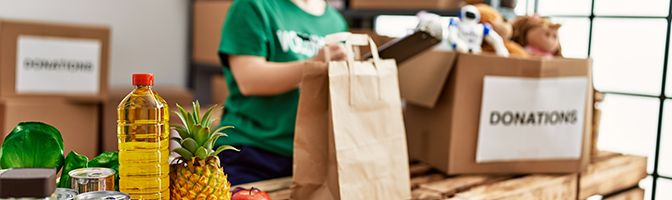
[[55, 188, 78, 200], [68, 168, 116, 179], [74, 191, 129, 200]]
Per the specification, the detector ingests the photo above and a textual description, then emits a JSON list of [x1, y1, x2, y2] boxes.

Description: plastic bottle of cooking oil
[[117, 73, 169, 200]]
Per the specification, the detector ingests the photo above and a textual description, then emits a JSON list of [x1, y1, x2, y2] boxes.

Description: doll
[[474, 4, 529, 58], [512, 16, 563, 58]]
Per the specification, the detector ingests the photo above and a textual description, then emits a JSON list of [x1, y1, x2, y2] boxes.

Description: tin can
[[54, 188, 78, 200], [69, 168, 115, 194], [74, 191, 130, 200]]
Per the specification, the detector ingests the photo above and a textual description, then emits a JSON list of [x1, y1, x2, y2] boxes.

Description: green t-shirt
[[217, 0, 347, 156]]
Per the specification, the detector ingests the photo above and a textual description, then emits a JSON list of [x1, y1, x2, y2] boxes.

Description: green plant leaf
[[194, 101, 201, 123], [56, 151, 88, 188], [213, 145, 239, 156], [173, 148, 193, 161], [170, 137, 182, 144], [0, 122, 65, 171], [181, 138, 199, 153], [195, 147, 207, 159], [192, 125, 208, 146], [88, 152, 119, 191], [201, 105, 219, 129], [176, 104, 193, 133], [211, 126, 233, 135], [205, 132, 225, 150], [173, 125, 189, 139]]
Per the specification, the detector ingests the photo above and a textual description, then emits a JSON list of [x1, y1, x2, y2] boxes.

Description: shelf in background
[[342, 9, 460, 19]]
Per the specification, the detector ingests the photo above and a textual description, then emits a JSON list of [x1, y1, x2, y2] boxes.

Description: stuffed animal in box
[[512, 15, 563, 58], [465, 0, 518, 21], [447, 5, 509, 57], [474, 3, 529, 58]]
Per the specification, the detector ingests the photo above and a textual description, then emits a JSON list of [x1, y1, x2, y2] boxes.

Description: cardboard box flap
[[398, 51, 457, 108]]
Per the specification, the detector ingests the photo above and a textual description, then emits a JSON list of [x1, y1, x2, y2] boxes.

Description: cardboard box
[[400, 51, 593, 174], [0, 19, 109, 101], [193, 0, 232, 64], [102, 87, 193, 152], [0, 98, 99, 158], [350, 0, 461, 10]]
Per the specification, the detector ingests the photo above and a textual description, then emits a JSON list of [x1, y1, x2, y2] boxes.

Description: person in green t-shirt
[[216, 0, 348, 185]]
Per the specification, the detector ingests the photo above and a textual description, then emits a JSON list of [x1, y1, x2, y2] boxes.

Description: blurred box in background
[[0, 19, 109, 158], [0, 19, 109, 101], [350, 0, 461, 10], [193, 0, 232, 65], [102, 87, 193, 152]]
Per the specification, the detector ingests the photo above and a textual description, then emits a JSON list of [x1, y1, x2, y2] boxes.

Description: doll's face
[[526, 25, 560, 53]]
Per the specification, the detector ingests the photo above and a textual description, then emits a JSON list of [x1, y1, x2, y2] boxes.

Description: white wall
[[0, 0, 189, 87]]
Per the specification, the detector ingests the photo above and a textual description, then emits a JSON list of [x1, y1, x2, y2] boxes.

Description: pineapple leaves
[[176, 104, 194, 133], [211, 126, 233, 137], [206, 126, 232, 149], [181, 138, 199, 153], [170, 137, 182, 144], [172, 125, 189, 139], [191, 101, 201, 125], [205, 132, 226, 150], [195, 147, 208, 159], [172, 101, 237, 160], [192, 125, 209, 146], [213, 145, 239, 157], [173, 147, 194, 161], [201, 105, 217, 129]]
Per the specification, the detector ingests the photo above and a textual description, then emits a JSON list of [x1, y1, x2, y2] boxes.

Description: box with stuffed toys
[[396, 3, 597, 175]]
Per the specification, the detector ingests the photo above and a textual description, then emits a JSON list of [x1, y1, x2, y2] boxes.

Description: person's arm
[[230, 44, 346, 96]]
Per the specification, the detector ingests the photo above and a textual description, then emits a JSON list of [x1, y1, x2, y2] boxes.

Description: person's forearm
[[231, 58, 306, 96]]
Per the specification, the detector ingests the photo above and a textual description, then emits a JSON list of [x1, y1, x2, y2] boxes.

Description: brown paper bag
[[292, 34, 411, 200]]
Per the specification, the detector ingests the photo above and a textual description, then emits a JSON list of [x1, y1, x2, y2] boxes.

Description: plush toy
[[465, 0, 518, 21], [447, 5, 509, 57], [474, 4, 529, 58], [512, 16, 563, 58]]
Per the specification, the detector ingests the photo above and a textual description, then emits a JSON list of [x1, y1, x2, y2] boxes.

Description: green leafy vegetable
[[57, 151, 120, 191], [88, 152, 119, 191], [0, 122, 64, 171], [57, 151, 88, 188]]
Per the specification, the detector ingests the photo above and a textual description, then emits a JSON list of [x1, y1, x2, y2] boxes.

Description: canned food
[[74, 191, 129, 200], [69, 168, 115, 194], [54, 188, 78, 200]]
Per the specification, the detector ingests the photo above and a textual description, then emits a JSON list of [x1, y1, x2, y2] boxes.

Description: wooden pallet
[[235, 152, 646, 200]]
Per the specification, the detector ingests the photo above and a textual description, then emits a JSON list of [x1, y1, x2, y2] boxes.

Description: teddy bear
[[473, 4, 529, 58], [465, 0, 518, 21], [511, 15, 563, 58]]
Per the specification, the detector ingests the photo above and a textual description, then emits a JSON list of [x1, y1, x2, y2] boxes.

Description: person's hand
[[311, 44, 347, 62]]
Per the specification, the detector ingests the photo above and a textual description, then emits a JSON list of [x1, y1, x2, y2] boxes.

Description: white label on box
[[476, 76, 588, 163], [16, 36, 101, 95]]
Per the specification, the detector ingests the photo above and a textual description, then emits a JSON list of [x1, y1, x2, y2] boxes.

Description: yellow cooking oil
[[117, 73, 170, 200]]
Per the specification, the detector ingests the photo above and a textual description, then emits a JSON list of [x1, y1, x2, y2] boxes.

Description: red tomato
[[231, 187, 272, 200]]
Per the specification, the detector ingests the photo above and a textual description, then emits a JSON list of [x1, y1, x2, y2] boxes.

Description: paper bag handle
[[323, 33, 381, 63], [324, 33, 385, 105]]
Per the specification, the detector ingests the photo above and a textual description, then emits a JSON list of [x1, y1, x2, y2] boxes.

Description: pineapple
[[170, 101, 238, 200]]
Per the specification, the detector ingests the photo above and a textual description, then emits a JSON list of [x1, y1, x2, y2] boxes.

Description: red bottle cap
[[132, 73, 154, 86]]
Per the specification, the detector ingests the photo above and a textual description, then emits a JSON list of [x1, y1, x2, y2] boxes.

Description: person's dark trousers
[[218, 145, 293, 185]]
